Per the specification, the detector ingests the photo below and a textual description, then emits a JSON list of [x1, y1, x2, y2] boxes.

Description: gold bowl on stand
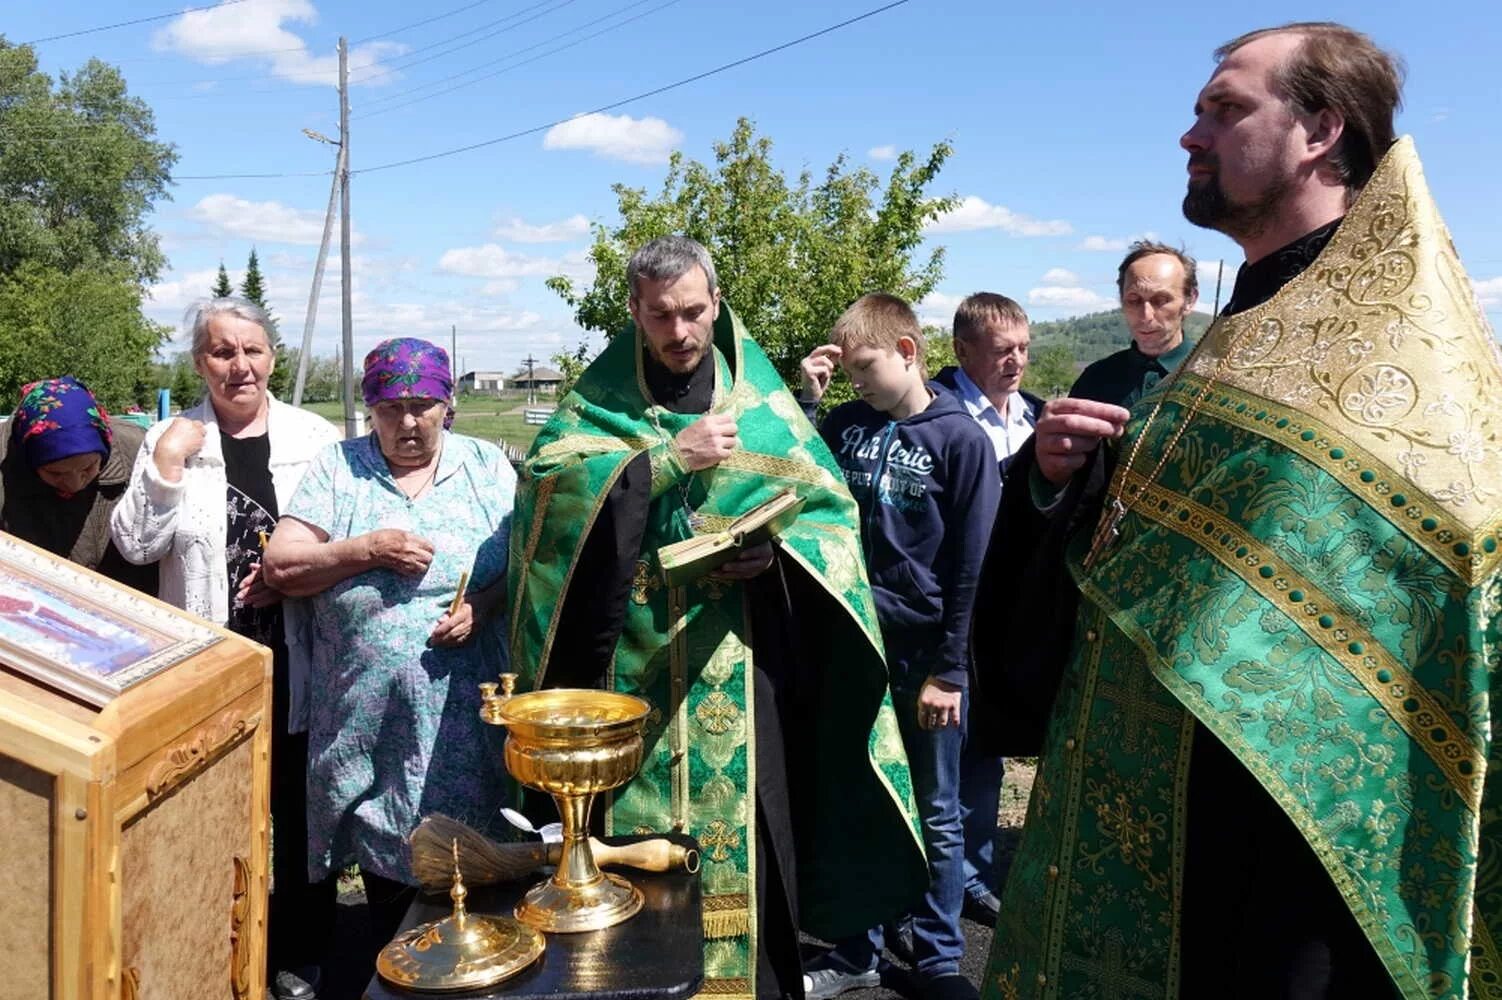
[[480, 676, 652, 933]]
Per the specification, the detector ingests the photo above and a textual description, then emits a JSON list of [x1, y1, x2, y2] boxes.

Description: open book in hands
[[657, 489, 805, 587]]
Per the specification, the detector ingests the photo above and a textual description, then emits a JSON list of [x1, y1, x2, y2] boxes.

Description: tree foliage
[[236, 247, 293, 398], [0, 40, 176, 406], [1021, 342, 1078, 398], [0, 263, 163, 409], [549, 338, 594, 399], [211, 262, 233, 299], [547, 118, 956, 390], [1029, 308, 1211, 368]]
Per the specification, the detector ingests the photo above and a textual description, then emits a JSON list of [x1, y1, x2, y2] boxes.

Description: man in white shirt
[[930, 292, 1041, 926]]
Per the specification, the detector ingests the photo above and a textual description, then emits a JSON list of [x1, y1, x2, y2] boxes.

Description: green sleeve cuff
[[1029, 464, 1068, 514], [647, 439, 688, 499]]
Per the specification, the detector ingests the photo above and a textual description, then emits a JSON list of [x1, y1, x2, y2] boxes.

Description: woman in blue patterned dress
[[263, 337, 515, 959]]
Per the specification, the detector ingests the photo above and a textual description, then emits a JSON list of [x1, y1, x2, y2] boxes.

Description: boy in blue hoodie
[[798, 294, 1000, 1000]]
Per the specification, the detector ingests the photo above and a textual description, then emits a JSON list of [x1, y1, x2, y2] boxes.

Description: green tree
[[238, 247, 292, 398], [547, 118, 956, 393], [0, 39, 176, 405], [211, 262, 233, 298], [1022, 341, 1078, 398], [550, 337, 596, 398], [0, 262, 165, 409], [239, 249, 271, 316], [168, 351, 202, 409]]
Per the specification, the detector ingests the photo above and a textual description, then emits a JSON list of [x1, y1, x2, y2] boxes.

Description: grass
[[299, 400, 544, 452]]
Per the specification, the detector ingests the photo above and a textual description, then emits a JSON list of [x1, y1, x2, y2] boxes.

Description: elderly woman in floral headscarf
[[0, 377, 157, 594], [264, 337, 516, 956]]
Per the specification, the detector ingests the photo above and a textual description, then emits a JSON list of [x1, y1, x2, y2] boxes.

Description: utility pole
[[338, 36, 363, 440], [1212, 259, 1225, 315], [292, 128, 343, 407], [451, 324, 458, 384], [522, 354, 538, 405]]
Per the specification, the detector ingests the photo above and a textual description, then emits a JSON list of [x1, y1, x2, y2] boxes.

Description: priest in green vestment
[[975, 24, 1502, 1000], [509, 236, 927, 1000]]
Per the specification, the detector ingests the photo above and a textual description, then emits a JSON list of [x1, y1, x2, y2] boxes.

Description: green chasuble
[[510, 304, 926, 999], [983, 137, 1502, 1000]]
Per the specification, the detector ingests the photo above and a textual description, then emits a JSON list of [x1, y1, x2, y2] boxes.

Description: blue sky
[[10, 0, 1501, 376]]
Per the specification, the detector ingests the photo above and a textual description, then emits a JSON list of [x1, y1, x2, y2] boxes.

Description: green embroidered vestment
[[510, 304, 926, 999], [983, 138, 1502, 1000]]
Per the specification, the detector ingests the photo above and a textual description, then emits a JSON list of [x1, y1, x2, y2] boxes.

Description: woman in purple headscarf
[[263, 337, 517, 962], [0, 377, 157, 594]]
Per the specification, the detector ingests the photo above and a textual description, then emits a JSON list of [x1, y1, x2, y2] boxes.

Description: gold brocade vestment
[[982, 138, 1502, 1000]]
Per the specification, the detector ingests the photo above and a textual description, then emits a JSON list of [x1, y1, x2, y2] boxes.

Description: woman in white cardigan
[[110, 297, 339, 1000]]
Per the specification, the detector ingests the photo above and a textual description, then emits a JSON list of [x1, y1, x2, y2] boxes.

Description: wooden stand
[[0, 554, 271, 1000]]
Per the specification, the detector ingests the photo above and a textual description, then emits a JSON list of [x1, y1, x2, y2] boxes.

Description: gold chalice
[[479, 674, 651, 933]]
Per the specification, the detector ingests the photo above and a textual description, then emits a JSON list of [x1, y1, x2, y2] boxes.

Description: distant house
[[506, 365, 564, 395], [457, 371, 509, 394]]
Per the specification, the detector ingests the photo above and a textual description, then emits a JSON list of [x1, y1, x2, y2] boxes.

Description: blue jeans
[[823, 672, 967, 980], [959, 742, 1003, 897]]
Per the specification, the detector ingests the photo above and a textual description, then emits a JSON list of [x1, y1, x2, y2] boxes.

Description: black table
[[365, 835, 703, 1000]]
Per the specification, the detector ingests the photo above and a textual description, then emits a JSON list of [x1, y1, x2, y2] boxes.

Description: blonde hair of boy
[[828, 293, 927, 379]]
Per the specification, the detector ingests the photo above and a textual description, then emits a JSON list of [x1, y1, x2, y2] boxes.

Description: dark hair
[[1115, 241, 1199, 300], [952, 292, 1028, 343], [1216, 22, 1403, 193]]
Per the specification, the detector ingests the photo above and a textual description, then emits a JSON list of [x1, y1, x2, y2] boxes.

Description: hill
[[1030, 309, 1212, 368]]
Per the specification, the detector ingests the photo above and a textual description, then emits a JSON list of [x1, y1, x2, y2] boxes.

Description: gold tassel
[[702, 893, 750, 940], [702, 906, 751, 940]]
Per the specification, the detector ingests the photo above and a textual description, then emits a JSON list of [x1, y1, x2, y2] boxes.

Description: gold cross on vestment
[[1096, 662, 1179, 753], [1061, 930, 1157, 1000], [699, 819, 742, 863], [630, 559, 660, 605]]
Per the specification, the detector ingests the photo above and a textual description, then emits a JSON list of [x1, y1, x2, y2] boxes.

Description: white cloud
[[1078, 235, 1128, 252], [437, 244, 591, 281], [494, 214, 591, 244], [868, 145, 897, 161], [1078, 231, 1159, 252], [1040, 267, 1080, 286], [916, 291, 966, 327], [146, 268, 230, 318], [543, 112, 682, 165], [153, 0, 406, 88], [1027, 286, 1113, 311], [189, 193, 361, 246], [1475, 276, 1502, 308], [926, 196, 1072, 237], [482, 279, 521, 296]]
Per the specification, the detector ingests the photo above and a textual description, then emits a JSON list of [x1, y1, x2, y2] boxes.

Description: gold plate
[[375, 911, 545, 992]]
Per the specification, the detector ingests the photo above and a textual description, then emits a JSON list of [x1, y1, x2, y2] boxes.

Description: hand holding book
[[656, 490, 805, 587]]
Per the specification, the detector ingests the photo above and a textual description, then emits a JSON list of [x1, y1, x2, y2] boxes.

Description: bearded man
[[510, 235, 926, 1000], [976, 23, 1502, 1000]]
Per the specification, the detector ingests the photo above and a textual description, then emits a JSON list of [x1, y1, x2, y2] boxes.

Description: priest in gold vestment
[[976, 24, 1502, 1000]]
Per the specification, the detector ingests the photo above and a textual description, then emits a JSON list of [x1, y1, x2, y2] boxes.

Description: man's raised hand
[[674, 413, 739, 471], [1034, 398, 1131, 486]]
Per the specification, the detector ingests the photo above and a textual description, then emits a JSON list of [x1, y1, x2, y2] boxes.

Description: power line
[[125, 0, 509, 88], [351, 0, 499, 45], [23, 0, 252, 45], [357, 0, 660, 109], [347, 0, 581, 85], [355, 0, 679, 119], [129, 0, 565, 93], [356, 0, 912, 175], [174, 167, 335, 180]]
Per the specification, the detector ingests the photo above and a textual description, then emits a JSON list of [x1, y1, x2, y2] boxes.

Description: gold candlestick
[[480, 676, 652, 933]]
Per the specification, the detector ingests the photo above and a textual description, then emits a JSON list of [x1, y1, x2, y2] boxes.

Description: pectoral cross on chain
[[1083, 497, 1127, 572]]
